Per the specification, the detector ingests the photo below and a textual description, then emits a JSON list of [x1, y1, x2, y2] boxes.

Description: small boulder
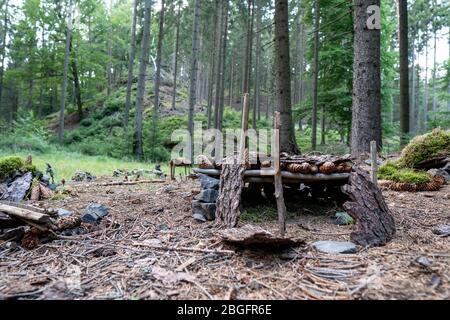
[[311, 240, 357, 254], [193, 213, 207, 223], [0, 172, 33, 203], [432, 224, 450, 237], [194, 189, 219, 203], [81, 203, 108, 223], [197, 174, 220, 190], [192, 201, 216, 221]]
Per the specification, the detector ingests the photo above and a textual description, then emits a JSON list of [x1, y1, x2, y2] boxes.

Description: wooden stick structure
[[370, 140, 378, 187], [238, 93, 250, 164], [273, 112, 287, 236]]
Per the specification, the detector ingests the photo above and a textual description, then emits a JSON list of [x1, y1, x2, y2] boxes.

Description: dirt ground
[[0, 177, 449, 300]]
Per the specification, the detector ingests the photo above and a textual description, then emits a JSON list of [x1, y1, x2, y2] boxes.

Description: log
[[343, 167, 395, 246], [0, 203, 51, 225]]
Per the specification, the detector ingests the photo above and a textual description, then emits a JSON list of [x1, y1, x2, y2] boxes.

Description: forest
[[0, 0, 449, 301]]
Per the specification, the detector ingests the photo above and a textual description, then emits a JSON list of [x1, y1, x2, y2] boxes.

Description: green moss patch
[[0, 156, 38, 182], [378, 161, 432, 184], [398, 129, 450, 168]]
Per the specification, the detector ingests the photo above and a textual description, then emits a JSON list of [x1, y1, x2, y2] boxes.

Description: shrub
[[0, 156, 24, 181], [378, 161, 432, 184]]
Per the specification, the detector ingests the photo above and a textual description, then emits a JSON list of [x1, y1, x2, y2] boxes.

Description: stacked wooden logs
[[281, 154, 353, 175], [197, 153, 354, 175]]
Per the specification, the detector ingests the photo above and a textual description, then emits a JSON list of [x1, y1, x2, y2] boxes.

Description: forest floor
[[0, 176, 449, 300]]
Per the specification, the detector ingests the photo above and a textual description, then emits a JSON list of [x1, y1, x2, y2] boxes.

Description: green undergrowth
[[378, 161, 432, 184]]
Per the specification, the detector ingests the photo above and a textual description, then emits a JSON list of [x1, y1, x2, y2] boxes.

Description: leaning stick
[[273, 112, 287, 236]]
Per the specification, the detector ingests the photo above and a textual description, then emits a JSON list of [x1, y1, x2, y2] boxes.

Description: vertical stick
[[239, 93, 250, 164], [370, 140, 378, 187], [274, 111, 286, 235]]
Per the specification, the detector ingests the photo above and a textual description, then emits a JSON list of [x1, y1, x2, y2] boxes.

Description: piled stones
[[192, 174, 219, 222]]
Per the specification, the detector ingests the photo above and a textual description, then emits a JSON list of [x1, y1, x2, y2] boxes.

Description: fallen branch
[[94, 180, 166, 186], [0, 203, 51, 224]]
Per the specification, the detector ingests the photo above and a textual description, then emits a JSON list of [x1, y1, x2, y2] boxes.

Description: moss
[[241, 205, 278, 222], [398, 129, 450, 168], [378, 161, 432, 184], [0, 156, 24, 181]]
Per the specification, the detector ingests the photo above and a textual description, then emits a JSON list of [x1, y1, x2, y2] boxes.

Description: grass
[[0, 149, 171, 182]]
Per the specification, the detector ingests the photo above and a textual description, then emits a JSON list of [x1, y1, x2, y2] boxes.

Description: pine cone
[[287, 163, 302, 173], [319, 162, 336, 174], [30, 185, 41, 201], [261, 160, 272, 168], [197, 155, 215, 169], [53, 216, 82, 232], [39, 184, 54, 199], [310, 165, 319, 174], [21, 228, 42, 249]]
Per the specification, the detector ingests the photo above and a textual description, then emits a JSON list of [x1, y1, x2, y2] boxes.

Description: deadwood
[[343, 167, 395, 246]]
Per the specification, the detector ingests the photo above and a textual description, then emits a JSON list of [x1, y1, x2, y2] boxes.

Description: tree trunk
[[151, 0, 165, 159], [218, 0, 229, 131], [410, 36, 416, 134], [0, 0, 8, 111], [431, 31, 437, 124], [351, 0, 382, 156], [133, 0, 152, 158], [213, 0, 223, 129], [241, 0, 253, 95], [171, 1, 181, 111], [311, 0, 319, 150], [124, 0, 139, 129], [69, 38, 83, 120], [252, 2, 261, 129], [423, 32, 429, 132], [320, 105, 325, 145], [343, 167, 395, 246], [188, 0, 201, 161], [106, 0, 113, 96], [229, 52, 234, 107], [398, 0, 409, 145], [58, 0, 73, 146], [274, 0, 300, 154]]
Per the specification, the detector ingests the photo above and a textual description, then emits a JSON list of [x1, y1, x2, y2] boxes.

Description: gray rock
[[192, 201, 216, 221], [193, 213, 207, 222], [0, 172, 33, 203], [157, 223, 169, 231], [334, 212, 355, 226], [311, 240, 357, 254], [56, 208, 73, 217], [432, 224, 450, 237], [194, 189, 219, 203], [414, 256, 433, 268], [40, 175, 51, 185], [198, 174, 220, 190], [81, 203, 109, 223], [427, 168, 450, 184]]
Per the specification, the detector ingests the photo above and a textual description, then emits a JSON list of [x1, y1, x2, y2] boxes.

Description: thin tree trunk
[[241, 0, 253, 95], [71, 54, 83, 120], [58, 0, 73, 146], [423, 32, 429, 132], [274, 0, 299, 154], [411, 36, 416, 134], [151, 0, 165, 159], [188, 0, 201, 161], [0, 0, 8, 111], [431, 31, 437, 124], [107, 0, 113, 96], [320, 105, 325, 145], [124, 0, 139, 129], [229, 52, 234, 107], [311, 0, 319, 150], [171, 1, 181, 111], [133, 0, 152, 158], [218, 0, 229, 131], [351, 0, 382, 155], [253, 1, 261, 128], [207, 4, 218, 128], [398, 0, 409, 145]]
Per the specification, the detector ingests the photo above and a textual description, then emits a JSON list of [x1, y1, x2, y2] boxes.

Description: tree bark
[[431, 31, 437, 124], [58, 0, 73, 146], [252, 1, 261, 129], [133, 0, 152, 158], [274, 0, 300, 154], [311, 0, 319, 150], [171, 1, 181, 111], [241, 0, 253, 96], [218, 0, 229, 131], [188, 0, 201, 161], [151, 0, 166, 159], [423, 32, 428, 132], [213, 0, 223, 130], [69, 38, 83, 120], [398, 0, 409, 145], [343, 167, 396, 247], [124, 0, 139, 129], [106, 0, 113, 96], [351, 0, 382, 156]]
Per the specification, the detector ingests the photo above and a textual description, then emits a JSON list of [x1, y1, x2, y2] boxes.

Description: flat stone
[[334, 212, 355, 226], [156, 223, 169, 231], [192, 201, 216, 221], [194, 189, 219, 203], [433, 224, 450, 237], [198, 174, 220, 190], [56, 208, 73, 217], [311, 240, 357, 254]]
